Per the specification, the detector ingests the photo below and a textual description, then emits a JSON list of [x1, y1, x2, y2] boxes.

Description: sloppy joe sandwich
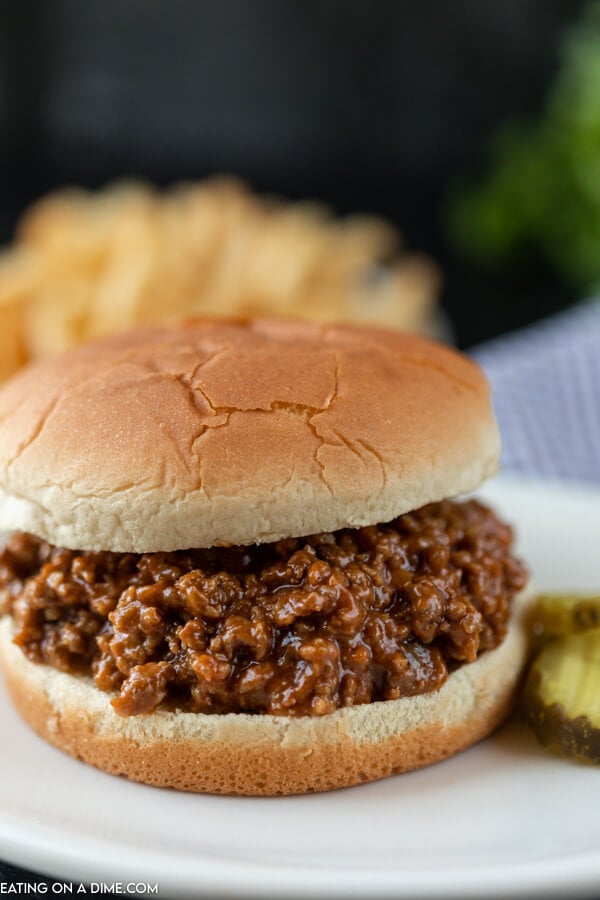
[[0, 319, 528, 794]]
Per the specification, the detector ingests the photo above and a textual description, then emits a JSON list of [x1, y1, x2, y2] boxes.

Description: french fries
[[0, 178, 441, 380]]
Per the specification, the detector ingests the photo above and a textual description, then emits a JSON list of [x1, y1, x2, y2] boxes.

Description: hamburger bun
[[0, 319, 528, 795], [0, 319, 499, 552], [0, 599, 528, 795]]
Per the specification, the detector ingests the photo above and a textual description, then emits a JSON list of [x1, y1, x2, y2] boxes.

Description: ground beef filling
[[0, 500, 527, 717]]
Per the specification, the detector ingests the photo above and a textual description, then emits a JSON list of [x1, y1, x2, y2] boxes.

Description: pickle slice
[[523, 628, 600, 763], [527, 593, 600, 640]]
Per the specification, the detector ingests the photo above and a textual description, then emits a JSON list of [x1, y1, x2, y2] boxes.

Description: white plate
[[2, 476, 600, 899]]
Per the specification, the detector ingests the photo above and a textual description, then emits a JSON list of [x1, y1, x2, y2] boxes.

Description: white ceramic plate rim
[[2, 474, 600, 900]]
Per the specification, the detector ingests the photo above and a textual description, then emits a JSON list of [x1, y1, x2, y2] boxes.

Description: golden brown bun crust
[[0, 321, 499, 553], [0, 599, 528, 795], [0, 319, 499, 552]]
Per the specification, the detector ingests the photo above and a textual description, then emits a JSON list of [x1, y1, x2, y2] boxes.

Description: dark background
[[0, 0, 585, 348]]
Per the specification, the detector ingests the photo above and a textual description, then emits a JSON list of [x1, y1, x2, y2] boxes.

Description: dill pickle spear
[[523, 628, 600, 763], [527, 593, 600, 640]]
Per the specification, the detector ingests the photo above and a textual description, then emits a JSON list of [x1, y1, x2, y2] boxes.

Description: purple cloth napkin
[[471, 300, 600, 485]]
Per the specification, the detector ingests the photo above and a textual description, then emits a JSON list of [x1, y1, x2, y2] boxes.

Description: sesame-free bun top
[[0, 319, 500, 552]]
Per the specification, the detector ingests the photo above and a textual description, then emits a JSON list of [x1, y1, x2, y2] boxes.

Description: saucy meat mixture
[[0, 500, 527, 717]]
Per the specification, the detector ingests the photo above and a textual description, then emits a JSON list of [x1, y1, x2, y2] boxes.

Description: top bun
[[0, 319, 499, 552]]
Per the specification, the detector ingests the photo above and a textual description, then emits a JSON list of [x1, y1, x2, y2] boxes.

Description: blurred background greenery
[[448, 0, 600, 296]]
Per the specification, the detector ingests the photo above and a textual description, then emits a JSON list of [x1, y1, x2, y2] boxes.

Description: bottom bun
[[0, 594, 530, 796]]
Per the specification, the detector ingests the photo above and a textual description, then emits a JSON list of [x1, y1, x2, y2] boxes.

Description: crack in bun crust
[[0, 320, 500, 552]]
